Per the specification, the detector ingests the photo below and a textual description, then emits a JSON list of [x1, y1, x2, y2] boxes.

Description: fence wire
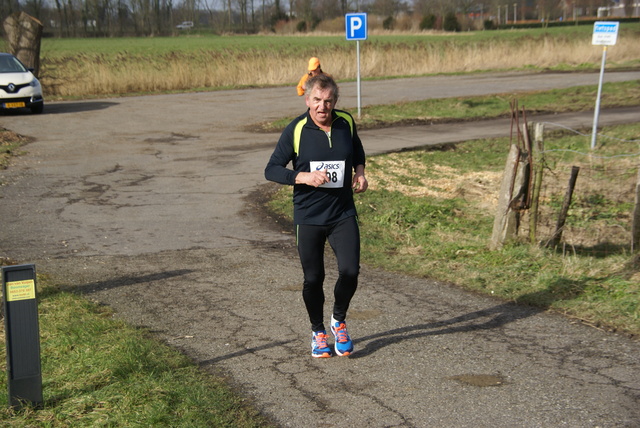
[[518, 122, 639, 255]]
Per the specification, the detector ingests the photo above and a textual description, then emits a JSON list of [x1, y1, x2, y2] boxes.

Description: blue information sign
[[345, 13, 367, 41], [592, 21, 619, 46]]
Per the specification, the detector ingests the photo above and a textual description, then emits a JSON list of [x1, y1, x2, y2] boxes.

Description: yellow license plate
[[4, 102, 25, 108]]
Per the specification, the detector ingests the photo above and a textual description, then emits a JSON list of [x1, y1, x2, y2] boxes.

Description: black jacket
[[264, 109, 366, 226]]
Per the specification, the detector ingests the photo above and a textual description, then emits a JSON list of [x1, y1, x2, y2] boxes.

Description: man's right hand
[[296, 170, 329, 187]]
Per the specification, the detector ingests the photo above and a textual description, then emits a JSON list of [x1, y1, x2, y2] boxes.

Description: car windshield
[[0, 56, 27, 73]]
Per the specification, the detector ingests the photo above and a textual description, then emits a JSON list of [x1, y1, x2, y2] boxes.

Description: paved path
[[1, 71, 639, 427]]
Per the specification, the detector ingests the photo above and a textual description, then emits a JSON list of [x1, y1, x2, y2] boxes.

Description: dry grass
[[39, 31, 640, 99], [368, 138, 639, 250], [369, 155, 502, 210], [347, 37, 639, 77], [529, 155, 638, 249], [43, 51, 308, 97]]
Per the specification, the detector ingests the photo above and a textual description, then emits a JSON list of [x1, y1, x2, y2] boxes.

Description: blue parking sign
[[346, 13, 367, 41]]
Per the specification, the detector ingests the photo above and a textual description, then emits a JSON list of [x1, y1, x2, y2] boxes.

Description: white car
[[0, 53, 44, 114], [176, 21, 194, 29]]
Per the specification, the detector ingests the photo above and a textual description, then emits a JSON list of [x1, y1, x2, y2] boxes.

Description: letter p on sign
[[346, 13, 367, 41]]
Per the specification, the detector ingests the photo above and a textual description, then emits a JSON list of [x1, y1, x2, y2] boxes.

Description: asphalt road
[[1, 71, 639, 427]]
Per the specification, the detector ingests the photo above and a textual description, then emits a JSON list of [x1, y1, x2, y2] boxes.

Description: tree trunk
[[3, 12, 43, 78]]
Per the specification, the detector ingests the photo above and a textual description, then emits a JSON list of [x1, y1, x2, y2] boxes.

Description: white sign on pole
[[592, 21, 619, 46], [590, 21, 619, 149]]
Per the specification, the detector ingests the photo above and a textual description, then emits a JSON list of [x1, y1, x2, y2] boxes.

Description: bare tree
[[130, 0, 157, 35], [203, 0, 230, 31], [0, 0, 21, 25], [370, 0, 397, 17], [413, 0, 451, 19], [457, 0, 477, 15], [287, 0, 294, 18], [293, 0, 314, 23], [2, 0, 618, 39], [66, 0, 80, 35], [23, 0, 47, 20], [315, 0, 341, 19], [236, 0, 248, 30]]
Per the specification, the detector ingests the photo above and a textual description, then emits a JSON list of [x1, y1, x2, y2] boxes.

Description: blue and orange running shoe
[[330, 316, 353, 356], [311, 331, 332, 358]]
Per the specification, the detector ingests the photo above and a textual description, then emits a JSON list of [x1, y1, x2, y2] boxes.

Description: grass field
[[19, 23, 640, 99]]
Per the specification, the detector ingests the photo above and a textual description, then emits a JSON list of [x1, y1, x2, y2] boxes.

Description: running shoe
[[330, 316, 353, 356], [311, 330, 332, 358]]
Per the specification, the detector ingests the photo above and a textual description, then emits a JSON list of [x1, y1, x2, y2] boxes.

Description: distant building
[[598, 0, 640, 17]]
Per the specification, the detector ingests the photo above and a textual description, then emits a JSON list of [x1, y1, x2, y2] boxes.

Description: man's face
[[306, 85, 336, 128]]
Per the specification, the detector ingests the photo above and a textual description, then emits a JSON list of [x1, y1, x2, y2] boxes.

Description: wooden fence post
[[529, 123, 544, 245], [548, 166, 580, 248], [2, 12, 43, 77], [490, 144, 528, 250]]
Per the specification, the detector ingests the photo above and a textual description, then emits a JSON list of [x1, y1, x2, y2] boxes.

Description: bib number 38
[[310, 160, 346, 188]]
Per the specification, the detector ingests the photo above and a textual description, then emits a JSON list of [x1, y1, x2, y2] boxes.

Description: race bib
[[310, 160, 346, 188]]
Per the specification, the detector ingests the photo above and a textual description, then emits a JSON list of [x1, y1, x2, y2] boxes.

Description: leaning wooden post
[[632, 166, 640, 252], [548, 166, 580, 248], [490, 144, 528, 250], [2, 12, 43, 77], [529, 123, 544, 245]]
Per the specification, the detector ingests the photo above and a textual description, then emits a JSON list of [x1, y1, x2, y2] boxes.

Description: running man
[[265, 74, 367, 357]]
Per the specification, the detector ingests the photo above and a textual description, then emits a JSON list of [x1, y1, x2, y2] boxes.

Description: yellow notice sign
[[6, 279, 36, 302]]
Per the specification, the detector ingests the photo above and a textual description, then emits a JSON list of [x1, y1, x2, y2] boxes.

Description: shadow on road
[[192, 301, 544, 364], [1, 101, 117, 116], [38, 101, 119, 115], [75, 269, 194, 295], [199, 341, 295, 367], [350, 277, 600, 359], [351, 302, 543, 359]]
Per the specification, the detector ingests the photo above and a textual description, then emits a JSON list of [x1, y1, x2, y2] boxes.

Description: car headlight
[[29, 78, 40, 88]]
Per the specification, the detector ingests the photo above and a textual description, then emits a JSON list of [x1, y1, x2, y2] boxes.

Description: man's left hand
[[352, 173, 368, 194]]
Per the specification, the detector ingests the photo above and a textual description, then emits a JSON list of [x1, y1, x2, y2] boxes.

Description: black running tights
[[296, 216, 360, 332]]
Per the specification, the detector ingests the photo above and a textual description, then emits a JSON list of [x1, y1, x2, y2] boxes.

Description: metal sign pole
[[590, 45, 607, 150], [357, 40, 361, 119], [590, 21, 619, 150], [345, 13, 367, 120]]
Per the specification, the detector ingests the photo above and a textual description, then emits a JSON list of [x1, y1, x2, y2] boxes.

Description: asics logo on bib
[[315, 162, 342, 171]]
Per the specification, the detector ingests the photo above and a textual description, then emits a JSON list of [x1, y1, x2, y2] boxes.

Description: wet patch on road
[[144, 133, 199, 144]]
